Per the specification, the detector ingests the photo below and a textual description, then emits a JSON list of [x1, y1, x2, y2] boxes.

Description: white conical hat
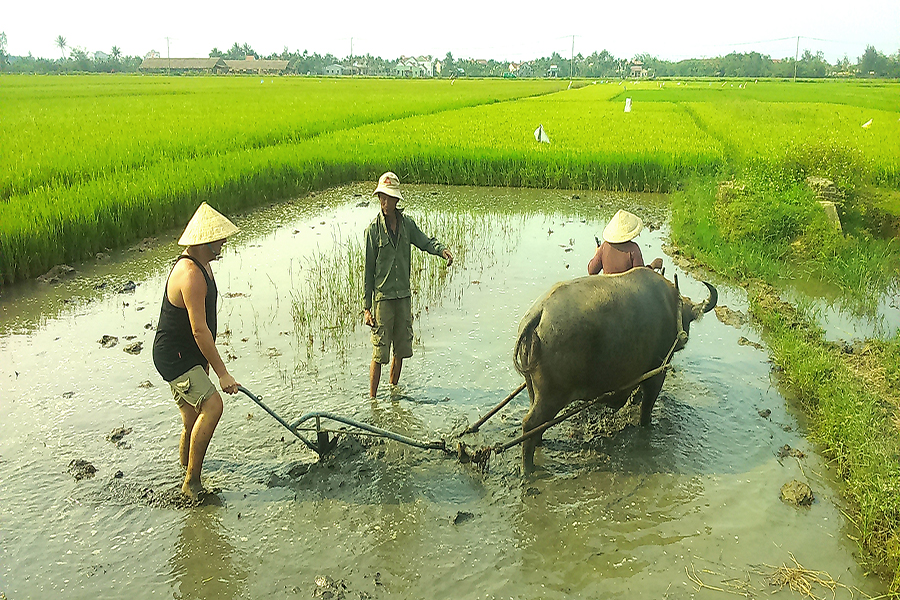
[[177, 203, 239, 246], [602, 209, 643, 244]]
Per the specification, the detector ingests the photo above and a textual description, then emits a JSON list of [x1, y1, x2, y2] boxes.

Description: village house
[[629, 60, 649, 78], [224, 55, 289, 75], [139, 55, 288, 75], [139, 57, 229, 75], [393, 55, 437, 77]]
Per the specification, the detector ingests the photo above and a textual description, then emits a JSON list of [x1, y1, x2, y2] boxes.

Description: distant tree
[[69, 46, 90, 71], [443, 51, 454, 77], [794, 49, 829, 77], [224, 42, 256, 60], [549, 51, 565, 77], [110, 46, 121, 60], [835, 54, 852, 74], [858, 45, 889, 77], [671, 57, 719, 77], [584, 50, 619, 77], [209, 47, 223, 57], [0, 32, 8, 68], [55, 35, 67, 59]]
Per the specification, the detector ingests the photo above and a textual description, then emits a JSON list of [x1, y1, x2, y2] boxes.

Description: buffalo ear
[[686, 302, 702, 323]]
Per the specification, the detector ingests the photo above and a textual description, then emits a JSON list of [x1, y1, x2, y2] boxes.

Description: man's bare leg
[[370, 360, 383, 399], [182, 392, 223, 500], [178, 404, 199, 470], [389, 356, 403, 386]]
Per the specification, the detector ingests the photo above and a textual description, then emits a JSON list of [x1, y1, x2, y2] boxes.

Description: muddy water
[[0, 184, 886, 599]]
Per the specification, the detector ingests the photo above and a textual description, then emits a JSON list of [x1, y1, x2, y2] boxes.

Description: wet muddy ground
[[0, 184, 887, 598]]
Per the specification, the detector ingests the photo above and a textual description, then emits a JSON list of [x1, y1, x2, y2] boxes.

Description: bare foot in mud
[[180, 481, 222, 506], [182, 479, 205, 501]]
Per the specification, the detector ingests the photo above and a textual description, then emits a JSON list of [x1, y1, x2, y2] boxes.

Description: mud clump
[[107, 427, 133, 447], [123, 341, 143, 355], [99, 335, 118, 348], [312, 574, 373, 600], [129, 237, 156, 253], [714, 305, 748, 328], [103, 479, 221, 509], [570, 393, 641, 442], [266, 436, 372, 495], [777, 445, 805, 459], [780, 480, 814, 507], [38, 265, 76, 284], [68, 459, 97, 481], [452, 511, 475, 525], [738, 336, 764, 350]]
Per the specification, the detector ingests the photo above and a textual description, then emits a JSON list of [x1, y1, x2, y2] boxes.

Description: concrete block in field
[[818, 200, 842, 232]]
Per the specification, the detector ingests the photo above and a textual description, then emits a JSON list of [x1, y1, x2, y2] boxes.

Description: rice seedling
[[287, 202, 522, 367]]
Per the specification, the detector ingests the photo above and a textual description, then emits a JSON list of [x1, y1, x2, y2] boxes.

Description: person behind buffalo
[[363, 172, 453, 399], [587, 209, 663, 275], [152, 202, 241, 501]]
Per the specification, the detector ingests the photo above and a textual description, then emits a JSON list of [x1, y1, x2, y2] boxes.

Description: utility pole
[[165, 36, 171, 76], [571, 35, 575, 79], [793, 36, 799, 82]]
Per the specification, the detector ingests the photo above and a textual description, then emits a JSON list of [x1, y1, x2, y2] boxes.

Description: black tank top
[[152, 254, 218, 382]]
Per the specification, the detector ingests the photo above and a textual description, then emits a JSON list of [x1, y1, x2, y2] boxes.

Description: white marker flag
[[624, 98, 632, 113], [862, 118, 873, 129], [534, 124, 550, 144]]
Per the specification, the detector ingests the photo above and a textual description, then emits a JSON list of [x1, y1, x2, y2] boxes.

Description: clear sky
[[6, 0, 899, 63]]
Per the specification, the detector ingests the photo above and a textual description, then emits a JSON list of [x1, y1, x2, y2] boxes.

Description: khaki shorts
[[169, 365, 217, 410], [371, 297, 413, 364]]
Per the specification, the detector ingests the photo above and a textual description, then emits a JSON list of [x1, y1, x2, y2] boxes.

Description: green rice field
[[2, 75, 899, 285]]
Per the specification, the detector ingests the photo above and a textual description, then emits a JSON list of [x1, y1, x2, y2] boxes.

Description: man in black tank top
[[152, 203, 240, 501]]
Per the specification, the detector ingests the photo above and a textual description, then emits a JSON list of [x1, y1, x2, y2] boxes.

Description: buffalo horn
[[699, 281, 718, 313]]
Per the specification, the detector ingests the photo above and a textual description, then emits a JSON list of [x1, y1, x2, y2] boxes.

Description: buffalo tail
[[513, 312, 541, 375]]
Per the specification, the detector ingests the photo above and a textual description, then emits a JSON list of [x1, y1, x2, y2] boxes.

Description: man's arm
[[587, 245, 603, 275], [363, 225, 377, 326], [407, 217, 452, 265], [181, 266, 238, 394]]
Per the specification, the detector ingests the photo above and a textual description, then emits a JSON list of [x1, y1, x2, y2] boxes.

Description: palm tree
[[55, 35, 67, 59], [110, 46, 121, 60]]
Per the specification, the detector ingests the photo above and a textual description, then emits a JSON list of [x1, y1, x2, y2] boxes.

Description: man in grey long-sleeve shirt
[[363, 172, 453, 398]]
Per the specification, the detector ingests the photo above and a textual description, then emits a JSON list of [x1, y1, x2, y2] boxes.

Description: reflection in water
[[169, 508, 247, 600], [513, 470, 705, 597], [782, 275, 900, 341]]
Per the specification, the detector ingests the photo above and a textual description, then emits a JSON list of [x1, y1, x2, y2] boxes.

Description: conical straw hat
[[177, 203, 239, 246], [602, 209, 643, 244]]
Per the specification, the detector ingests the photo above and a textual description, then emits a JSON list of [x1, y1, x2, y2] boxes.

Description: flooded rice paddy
[[0, 184, 887, 598]]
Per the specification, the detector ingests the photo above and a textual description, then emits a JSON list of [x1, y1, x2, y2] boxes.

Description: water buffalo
[[513, 267, 717, 473]]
